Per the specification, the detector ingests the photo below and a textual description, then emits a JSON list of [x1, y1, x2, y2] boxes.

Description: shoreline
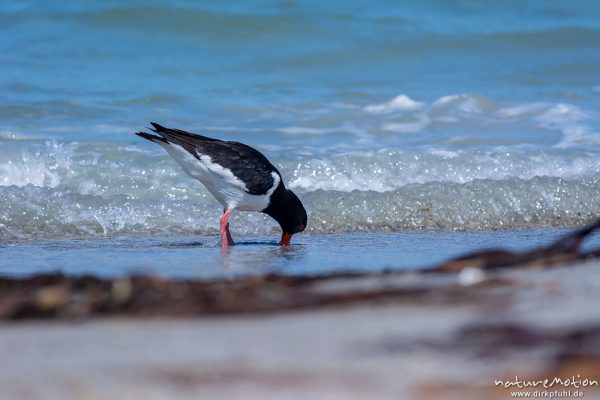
[[0, 220, 600, 320], [2, 220, 599, 320]]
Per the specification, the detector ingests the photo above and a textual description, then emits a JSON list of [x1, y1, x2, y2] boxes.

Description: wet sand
[[1, 259, 600, 399]]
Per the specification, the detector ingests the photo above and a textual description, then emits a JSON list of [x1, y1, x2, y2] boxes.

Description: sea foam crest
[[432, 93, 484, 114], [364, 94, 425, 114], [0, 141, 73, 188], [535, 103, 600, 148], [284, 150, 600, 192], [2, 173, 599, 241]]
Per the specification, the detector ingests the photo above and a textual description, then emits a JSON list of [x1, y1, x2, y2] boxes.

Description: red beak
[[279, 232, 293, 246]]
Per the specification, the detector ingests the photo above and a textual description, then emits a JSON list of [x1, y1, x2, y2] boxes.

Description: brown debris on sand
[[0, 271, 485, 320], [432, 218, 600, 272]]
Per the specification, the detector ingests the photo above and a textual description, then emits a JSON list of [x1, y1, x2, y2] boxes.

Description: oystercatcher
[[135, 123, 307, 248]]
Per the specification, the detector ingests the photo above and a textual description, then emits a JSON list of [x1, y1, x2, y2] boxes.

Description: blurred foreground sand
[[1, 261, 600, 400]]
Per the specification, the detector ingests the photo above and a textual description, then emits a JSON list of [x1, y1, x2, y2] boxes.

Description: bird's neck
[[262, 182, 288, 221]]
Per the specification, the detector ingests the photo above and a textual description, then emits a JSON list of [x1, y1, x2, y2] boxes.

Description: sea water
[[3, 229, 599, 279], [1, 1, 600, 277]]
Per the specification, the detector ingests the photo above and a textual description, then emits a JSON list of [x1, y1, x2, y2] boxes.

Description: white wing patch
[[235, 171, 280, 212], [199, 154, 248, 192], [160, 142, 280, 212]]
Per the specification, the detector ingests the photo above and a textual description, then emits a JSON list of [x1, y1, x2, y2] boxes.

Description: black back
[[142, 123, 279, 196]]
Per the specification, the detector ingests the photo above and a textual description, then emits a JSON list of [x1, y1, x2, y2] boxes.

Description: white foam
[[427, 149, 459, 159], [285, 149, 600, 193], [432, 94, 482, 113], [302, 175, 600, 233], [364, 95, 424, 114], [0, 142, 73, 188], [536, 103, 588, 128], [554, 126, 600, 149], [360, 94, 600, 152], [531, 103, 599, 149], [496, 102, 548, 118]]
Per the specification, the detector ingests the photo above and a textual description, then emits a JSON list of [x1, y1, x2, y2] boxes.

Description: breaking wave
[[1, 136, 599, 241]]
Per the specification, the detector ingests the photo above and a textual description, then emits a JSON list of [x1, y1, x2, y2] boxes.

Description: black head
[[263, 189, 307, 246]]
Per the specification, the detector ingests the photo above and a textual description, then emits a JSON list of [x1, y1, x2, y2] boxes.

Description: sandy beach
[[2, 255, 600, 399]]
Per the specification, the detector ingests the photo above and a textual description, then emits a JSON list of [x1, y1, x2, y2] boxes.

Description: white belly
[[161, 142, 279, 211]]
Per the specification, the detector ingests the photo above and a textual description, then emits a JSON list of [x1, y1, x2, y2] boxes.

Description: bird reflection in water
[[219, 240, 304, 271]]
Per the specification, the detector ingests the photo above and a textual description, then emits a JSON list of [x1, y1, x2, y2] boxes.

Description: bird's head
[[265, 189, 307, 246]]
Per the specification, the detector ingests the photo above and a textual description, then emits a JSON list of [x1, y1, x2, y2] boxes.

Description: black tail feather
[[148, 122, 218, 142], [150, 122, 167, 133], [135, 131, 168, 144]]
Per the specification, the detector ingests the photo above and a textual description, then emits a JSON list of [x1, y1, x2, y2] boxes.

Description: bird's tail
[[148, 122, 218, 142], [135, 130, 168, 144]]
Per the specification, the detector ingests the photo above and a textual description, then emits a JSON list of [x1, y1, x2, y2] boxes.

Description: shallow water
[[1, 228, 597, 279]]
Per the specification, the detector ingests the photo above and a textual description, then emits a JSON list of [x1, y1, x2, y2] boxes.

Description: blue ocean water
[[1, 1, 600, 276]]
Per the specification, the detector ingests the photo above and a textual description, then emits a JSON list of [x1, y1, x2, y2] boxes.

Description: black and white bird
[[135, 123, 307, 248]]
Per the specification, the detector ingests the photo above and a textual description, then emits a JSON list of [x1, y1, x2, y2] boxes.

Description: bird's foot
[[226, 237, 235, 247], [220, 209, 235, 248], [220, 224, 235, 248]]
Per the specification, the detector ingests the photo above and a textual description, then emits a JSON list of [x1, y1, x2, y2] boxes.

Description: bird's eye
[[299, 223, 305, 230]]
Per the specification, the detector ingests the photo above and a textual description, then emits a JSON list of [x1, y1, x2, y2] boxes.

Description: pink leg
[[220, 209, 235, 248], [225, 223, 234, 246]]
